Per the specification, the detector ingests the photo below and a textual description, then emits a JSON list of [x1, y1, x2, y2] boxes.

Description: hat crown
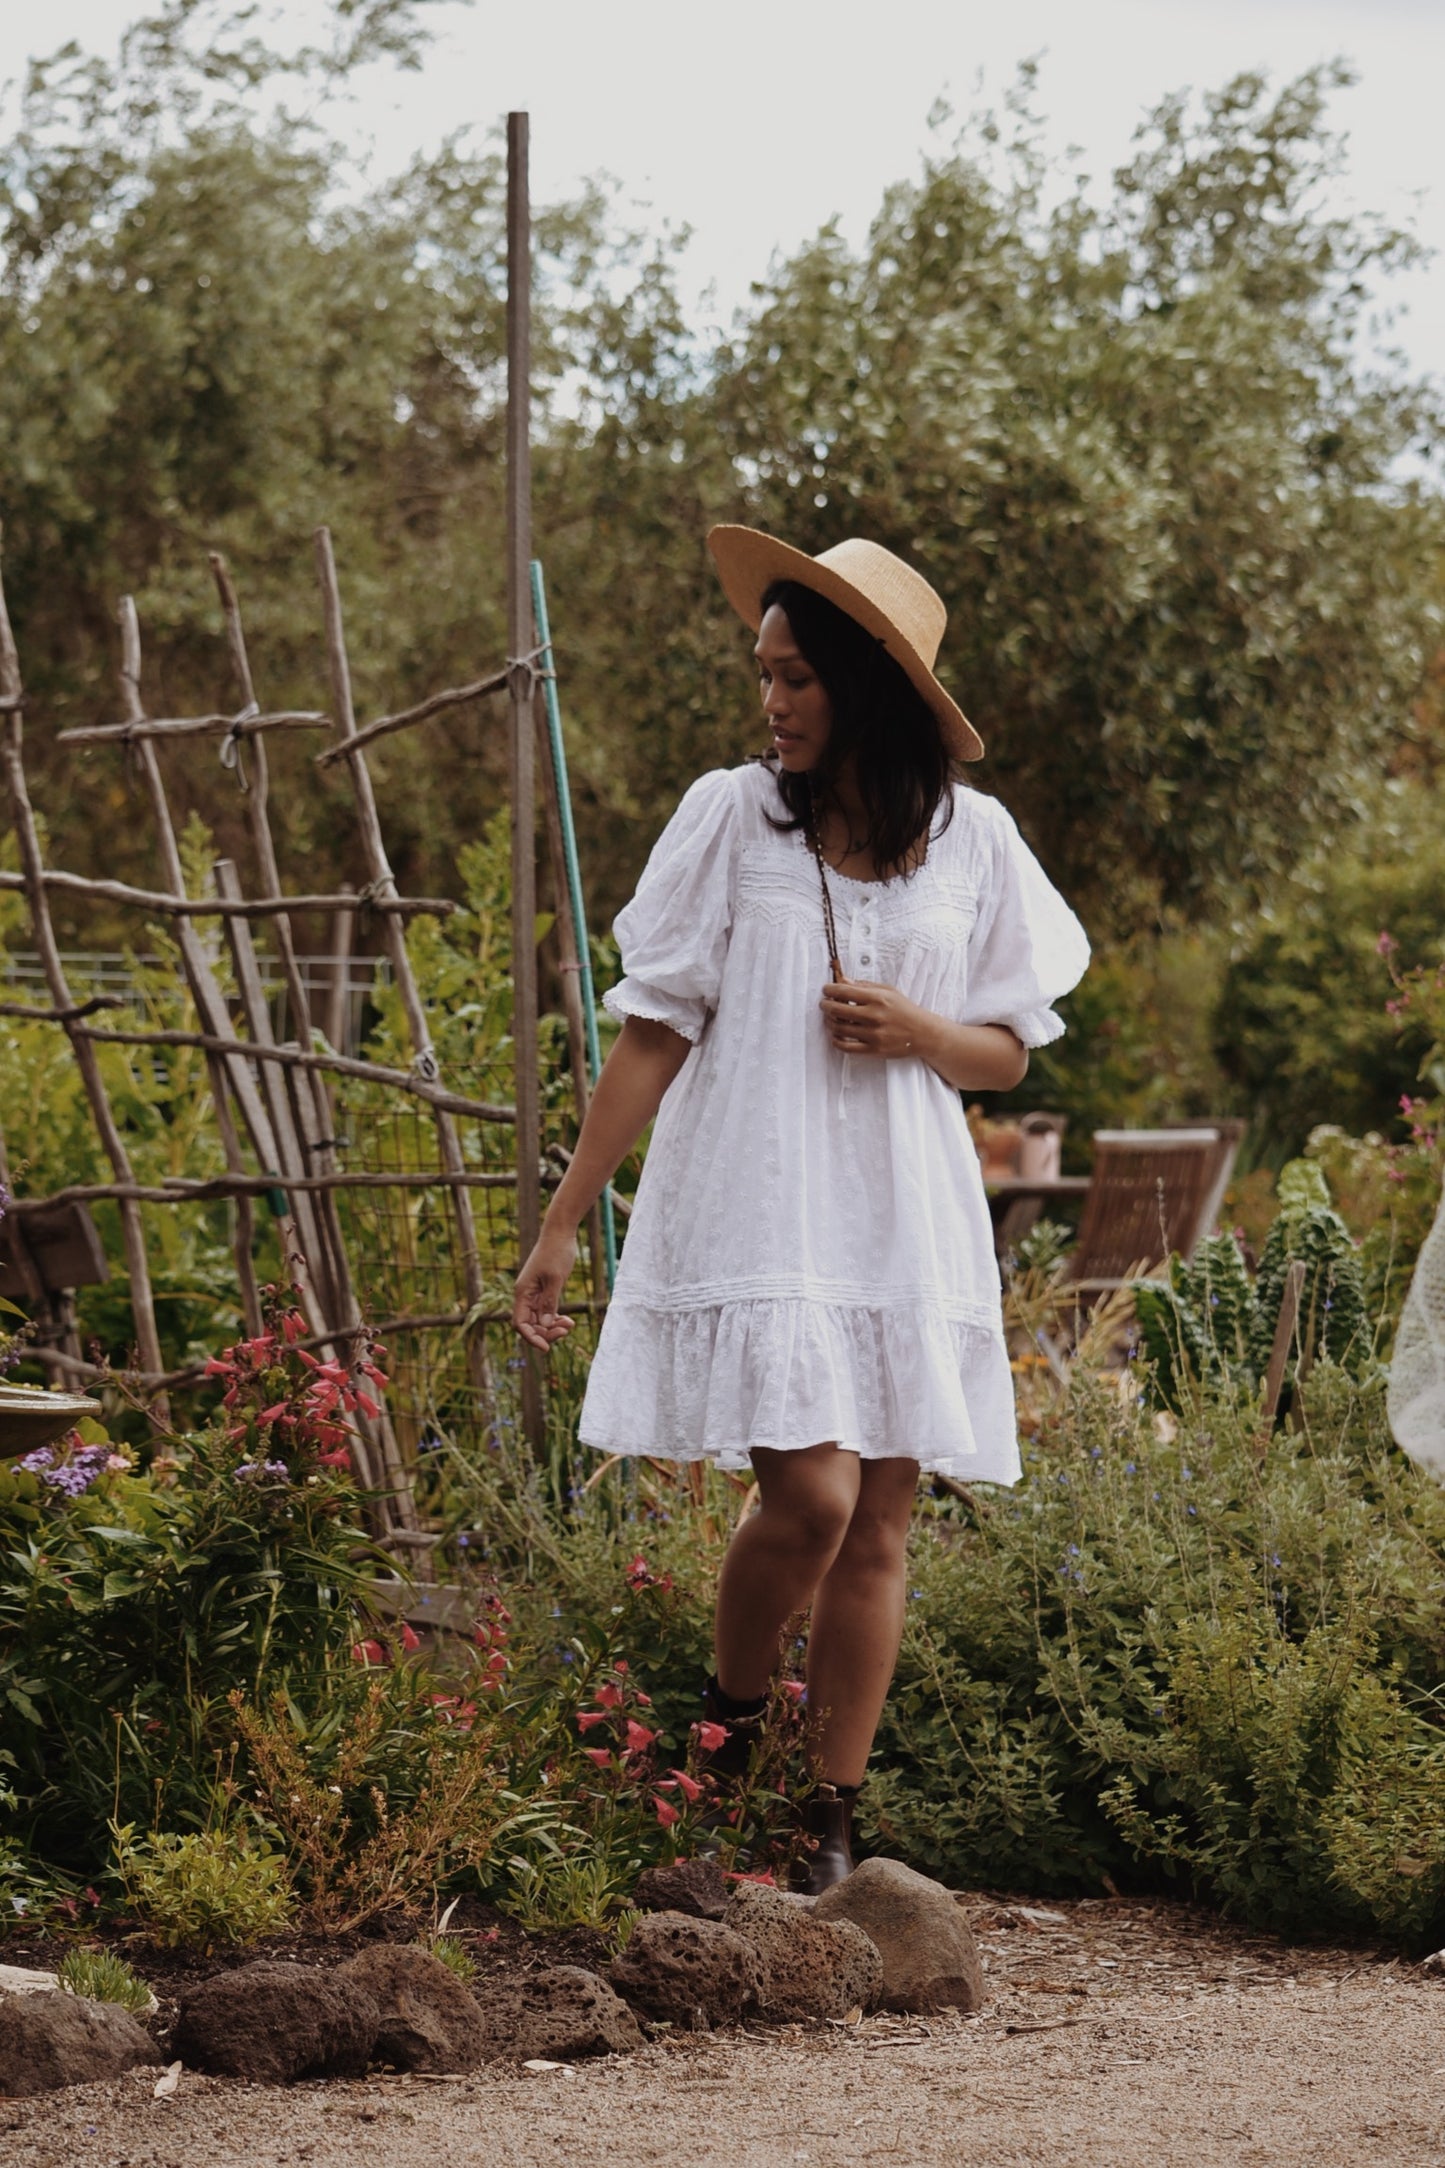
[[813, 539, 946, 668]]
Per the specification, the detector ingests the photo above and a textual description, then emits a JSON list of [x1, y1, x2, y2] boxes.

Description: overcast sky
[[18, 0, 1445, 385]]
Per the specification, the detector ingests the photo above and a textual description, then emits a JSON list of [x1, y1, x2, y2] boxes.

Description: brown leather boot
[[793, 1783, 856, 1896], [695, 1675, 767, 1790]]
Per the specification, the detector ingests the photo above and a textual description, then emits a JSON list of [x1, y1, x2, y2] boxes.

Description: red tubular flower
[[258, 1402, 290, 1425], [694, 1720, 728, 1753], [583, 1747, 613, 1768], [595, 1683, 624, 1709], [351, 1639, 385, 1666], [281, 1309, 307, 1343], [653, 1797, 680, 1828], [780, 1679, 806, 1701], [576, 1710, 609, 1733], [317, 1447, 351, 1470], [355, 1390, 381, 1420], [204, 1356, 236, 1378], [670, 1768, 703, 1803], [400, 1623, 421, 1654], [624, 1719, 657, 1755]]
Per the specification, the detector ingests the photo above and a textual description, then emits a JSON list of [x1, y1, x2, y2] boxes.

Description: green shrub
[[867, 1364, 1445, 1940], [56, 1947, 154, 2012], [1215, 787, 1445, 1153], [113, 1826, 293, 1950], [0, 1298, 379, 1881], [425, 1934, 476, 1984], [989, 929, 1238, 1166]]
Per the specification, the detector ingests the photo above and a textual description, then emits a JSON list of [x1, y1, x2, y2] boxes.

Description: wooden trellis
[[0, 112, 598, 1552], [0, 515, 607, 1549]]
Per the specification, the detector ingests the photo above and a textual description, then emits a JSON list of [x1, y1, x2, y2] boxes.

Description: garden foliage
[[1134, 1162, 1370, 1413], [1217, 784, 1445, 1152], [0, 17, 1438, 939]]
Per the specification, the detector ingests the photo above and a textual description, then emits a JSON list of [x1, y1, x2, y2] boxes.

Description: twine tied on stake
[[218, 702, 260, 793], [505, 645, 557, 700]]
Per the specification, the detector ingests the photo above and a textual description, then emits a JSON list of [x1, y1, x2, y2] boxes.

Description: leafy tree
[[1, 23, 1441, 957], [1214, 780, 1445, 1151], [711, 66, 1444, 932], [0, 0, 717, 933]]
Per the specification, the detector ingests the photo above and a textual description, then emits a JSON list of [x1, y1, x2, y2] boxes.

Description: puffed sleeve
[[602, 768, 740, 1045], [960, 801, 1090, 1047]]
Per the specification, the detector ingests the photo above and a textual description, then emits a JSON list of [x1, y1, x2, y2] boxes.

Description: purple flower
[[234, 1459, 290, 1485], [21, 1442, 111, 1497]]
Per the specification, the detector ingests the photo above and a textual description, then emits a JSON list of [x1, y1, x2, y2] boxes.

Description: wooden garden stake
[[113, 595, 327, 1338], [326, 885, 357, 1055], [312, 526, 495, 1424], [0, 541, 168, 1407], [1257, 1258, 1307, 1446], [207, 556, 369, 1384], [213, 858, 339, 1323], [508, 110, 545, 1455]]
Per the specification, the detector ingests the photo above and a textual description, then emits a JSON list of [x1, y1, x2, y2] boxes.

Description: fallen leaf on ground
[[153, 2062, 181, 2099]]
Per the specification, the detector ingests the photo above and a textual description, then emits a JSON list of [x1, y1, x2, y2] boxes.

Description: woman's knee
[[833, 1464, 919, 1576], [833, 1507, 910, 1580], [753, 1449, 858, 1566]]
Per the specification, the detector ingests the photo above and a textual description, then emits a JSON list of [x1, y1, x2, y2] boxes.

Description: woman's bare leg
[[713, 1444, 860, 1700], [806, 1457, 919, 1785]]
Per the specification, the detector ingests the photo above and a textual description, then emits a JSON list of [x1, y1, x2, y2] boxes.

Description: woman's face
[[755, 604, 833, 773]]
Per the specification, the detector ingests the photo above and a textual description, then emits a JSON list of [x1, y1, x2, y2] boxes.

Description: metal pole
[[531, 559, 616, 1293], [507, 111, 545, 1455]]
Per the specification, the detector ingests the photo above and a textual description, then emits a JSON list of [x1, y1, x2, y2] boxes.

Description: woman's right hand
[[512, 1228, 580, 1353]]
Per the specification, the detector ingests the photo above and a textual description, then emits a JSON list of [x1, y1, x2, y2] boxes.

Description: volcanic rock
[[608, 1911, 763, 2028], [173, 1960, 379, 2083], [725, 1881, 883, 2020], [633, 1856, 730, 1921], [336, 1945, 483, 2074], [472, 1965, 642, 2061]]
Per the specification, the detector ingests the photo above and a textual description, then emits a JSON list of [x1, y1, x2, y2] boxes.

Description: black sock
[[705, 1672, 767, 1720]]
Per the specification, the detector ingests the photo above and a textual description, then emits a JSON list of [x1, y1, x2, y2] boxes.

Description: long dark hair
[[758, 578, 957, 876]]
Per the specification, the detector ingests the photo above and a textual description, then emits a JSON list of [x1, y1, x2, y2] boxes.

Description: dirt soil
[[6, 1893, 1445, 2167]]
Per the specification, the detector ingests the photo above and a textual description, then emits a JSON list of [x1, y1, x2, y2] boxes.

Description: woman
[[514, 526, 1089, 1890]]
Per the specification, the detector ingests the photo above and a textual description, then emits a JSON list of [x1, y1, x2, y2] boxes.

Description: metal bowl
[[0, 1385, 104, 1461]]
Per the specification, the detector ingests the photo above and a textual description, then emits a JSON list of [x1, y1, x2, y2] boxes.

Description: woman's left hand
[[820, 978, 926, 1059]]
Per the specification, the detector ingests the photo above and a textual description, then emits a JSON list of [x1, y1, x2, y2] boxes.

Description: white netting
[[1389, 1180, 1445, 1474]]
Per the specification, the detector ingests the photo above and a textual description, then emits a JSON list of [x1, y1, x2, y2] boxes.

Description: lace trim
[[602, 981, 706, 1044], [1007, 1006, 1068, 1050]]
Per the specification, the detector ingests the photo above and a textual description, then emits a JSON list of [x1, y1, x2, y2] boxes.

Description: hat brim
[[706, 524, 984, 762]]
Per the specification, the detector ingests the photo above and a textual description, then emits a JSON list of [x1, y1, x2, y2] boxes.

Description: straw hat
[[706, 525, 983, 761]]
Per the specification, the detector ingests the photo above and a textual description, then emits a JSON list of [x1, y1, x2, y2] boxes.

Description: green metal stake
[[531, 559, 617, 1293]]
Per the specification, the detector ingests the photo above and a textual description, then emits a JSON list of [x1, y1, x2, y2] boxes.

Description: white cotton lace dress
[[577, 761, 1090, 1485]]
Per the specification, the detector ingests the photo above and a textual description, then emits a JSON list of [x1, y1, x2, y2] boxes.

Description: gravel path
[[5, 1896, 1444, 2166]]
